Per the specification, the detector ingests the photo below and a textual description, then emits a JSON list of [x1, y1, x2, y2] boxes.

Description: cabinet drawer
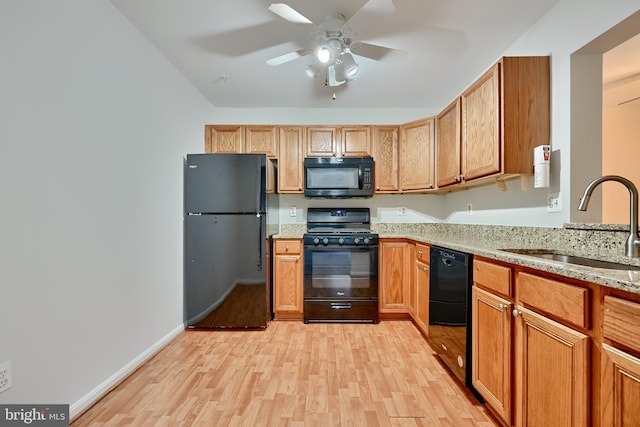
[[416, 243, 430, 263], [473, 259, 512, 296], [604, 296, 640, 351], [274, 239, 301, 255], [516, 272, 588, 329]]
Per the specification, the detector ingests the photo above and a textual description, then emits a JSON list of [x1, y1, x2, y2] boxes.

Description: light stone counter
[[275, 222, 640, 294], [373, 223, 640, 295]]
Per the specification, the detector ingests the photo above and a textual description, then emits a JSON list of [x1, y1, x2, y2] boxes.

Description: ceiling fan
[[265, 2, 407, 87]]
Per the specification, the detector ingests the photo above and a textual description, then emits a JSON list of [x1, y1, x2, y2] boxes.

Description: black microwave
[[303, 157, 374, 198]]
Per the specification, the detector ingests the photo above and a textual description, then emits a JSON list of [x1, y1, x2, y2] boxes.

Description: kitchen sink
[[499, 249, 640, 271]]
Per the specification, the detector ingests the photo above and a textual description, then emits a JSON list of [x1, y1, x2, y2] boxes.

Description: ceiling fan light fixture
[[341, 52, 359, 78], [305, 65, 319, 78], [316, 46, 332, 64]]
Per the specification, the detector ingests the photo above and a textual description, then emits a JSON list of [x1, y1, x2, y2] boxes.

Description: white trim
[[69, 324, 184, 420]]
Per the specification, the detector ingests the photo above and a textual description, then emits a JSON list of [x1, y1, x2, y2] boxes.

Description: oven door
[[303, 244, 378, 299]]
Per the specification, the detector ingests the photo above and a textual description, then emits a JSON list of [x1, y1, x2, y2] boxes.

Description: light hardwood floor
[[72, 321, 498, 426]]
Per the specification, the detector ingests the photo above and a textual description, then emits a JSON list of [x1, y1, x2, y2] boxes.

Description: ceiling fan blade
[[266, 48, 311, 66], [350, 41, 407, 61], [360, 0, 396, 16], [268, 3, 316, 30]]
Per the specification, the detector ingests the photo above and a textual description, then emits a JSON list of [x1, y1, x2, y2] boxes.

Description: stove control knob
[[313, 237, 320, 245], [322, 237, 329, 246], [338, 237, 345, 245], [354, 237, 361, 245], [363, 237, 370, 244]]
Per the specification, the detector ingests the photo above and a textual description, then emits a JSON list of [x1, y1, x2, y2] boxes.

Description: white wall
[[0, 0, 213, 416], [603, 103, 640, 223]]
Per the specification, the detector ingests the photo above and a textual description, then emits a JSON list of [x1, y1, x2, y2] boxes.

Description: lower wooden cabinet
[[473, 259, 591, 427], [601, 343, 640, 427], [513, 305, 589, 427], [379, 241, 409, 314], [472, 286, 512, 424], [414, 256, 430, 335], [273, 239, 303, 320], [411, 243, 430, 336], [601, 295, 640, 426]]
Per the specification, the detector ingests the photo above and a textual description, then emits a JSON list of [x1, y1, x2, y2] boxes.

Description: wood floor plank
[[72, 321, 498, 426]]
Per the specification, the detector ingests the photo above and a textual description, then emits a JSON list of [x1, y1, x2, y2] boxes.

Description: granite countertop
[[275, 222, 640, 295], [373, 224, 640, 295]]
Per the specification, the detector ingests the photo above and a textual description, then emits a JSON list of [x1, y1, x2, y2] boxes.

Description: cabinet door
[[205, 125, 244, 153], [278, 126, 304, 193], [414, 258, 430, 335], [514, 305, 589, 427], [436, 98, 461, 188], [372, 126, 399, 192], [379, 241, 407, 313], [245, 126, 278, 158], [461, 64, 500, 181], [601, 343, 640, 427], [406, 244, 417, 317], [273, 253, 303, 316], [399, 118, 435, 191], [306, 126, 338, 157], [341, 126, 372, 157], [472, 286, 512, 424]]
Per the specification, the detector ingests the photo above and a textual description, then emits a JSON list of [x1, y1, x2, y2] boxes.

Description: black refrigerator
[[184, 153, 279, 329]]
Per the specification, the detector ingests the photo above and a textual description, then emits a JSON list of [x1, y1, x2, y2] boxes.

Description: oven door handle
[[330, 303, 352, 310]]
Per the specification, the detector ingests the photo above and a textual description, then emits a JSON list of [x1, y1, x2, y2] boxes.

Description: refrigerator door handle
[[257, 214, 263, 271]]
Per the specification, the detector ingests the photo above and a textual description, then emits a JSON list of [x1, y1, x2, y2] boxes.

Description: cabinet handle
[[453, 175, 459, 182], [512, 309, 522, 317], [423, 267, 428, 272], [460, 174, 464, 181], [428, 184, 434, 189], [498, 303, 506, 311], [285, 246, 289, 252], [417, 250, 422, 255]]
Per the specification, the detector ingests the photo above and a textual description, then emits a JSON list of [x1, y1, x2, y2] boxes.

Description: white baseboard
[[70, 324, 184, 420]]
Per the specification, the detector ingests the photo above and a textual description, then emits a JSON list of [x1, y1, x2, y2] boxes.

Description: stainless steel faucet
[[577, 175, 640, 258]]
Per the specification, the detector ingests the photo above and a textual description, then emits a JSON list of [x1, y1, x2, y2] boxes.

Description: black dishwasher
[[429, 246, 478, 397]]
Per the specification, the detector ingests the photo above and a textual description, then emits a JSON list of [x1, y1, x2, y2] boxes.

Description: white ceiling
[[111, 0, 562, 109]]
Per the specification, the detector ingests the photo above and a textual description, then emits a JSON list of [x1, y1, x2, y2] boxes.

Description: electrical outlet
[[289, 206, 297, 217], [547, 193, 561, 212], [0, 361, 12, 394], [398, 207, 407, 216]]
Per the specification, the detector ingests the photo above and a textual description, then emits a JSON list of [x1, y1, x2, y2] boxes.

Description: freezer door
[[185, 153, 265, 214], [185, 214, 268, 328]]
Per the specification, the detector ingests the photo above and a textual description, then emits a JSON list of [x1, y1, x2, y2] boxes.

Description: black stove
[[303, 208, 379, 323], [304, 208, 378, 247]]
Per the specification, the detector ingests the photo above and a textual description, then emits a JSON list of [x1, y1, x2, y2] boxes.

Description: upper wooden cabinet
[[436, 56, 550, 189], [278, 126, 304, 194], [305, 126, 372, 157], [372, 126, 400, 192], [205, 125, 243, 154], [245, 126, 279, 158], [205, 125, 278, 158], [399, 117, 435, 192], [436, 98, 462, 188]]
